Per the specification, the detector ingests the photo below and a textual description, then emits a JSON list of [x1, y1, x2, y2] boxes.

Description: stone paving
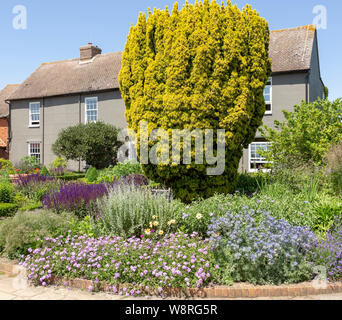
[[0, 274, 342, 300]]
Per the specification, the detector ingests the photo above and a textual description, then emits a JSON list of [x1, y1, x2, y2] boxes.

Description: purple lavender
[[15, 173, 56, 187], [309, 221, 342, 281], [42, 182, 110, 216]]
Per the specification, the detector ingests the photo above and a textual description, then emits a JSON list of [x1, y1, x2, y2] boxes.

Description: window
[[264, 77, 272, 115], [28, 142, 41, 163], [85, 97, 98, 123], [29, 102, 40, 127], [249, 142, 271, 172]]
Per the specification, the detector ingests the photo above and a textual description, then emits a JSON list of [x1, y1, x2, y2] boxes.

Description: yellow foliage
[[119, 0, 272, 202]]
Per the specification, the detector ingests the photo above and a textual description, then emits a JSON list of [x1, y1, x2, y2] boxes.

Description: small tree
[[52, 122, 123, 169], [261, 98, 342, 169]]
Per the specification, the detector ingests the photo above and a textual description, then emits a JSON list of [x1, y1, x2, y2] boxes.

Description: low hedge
[[0, 203, 19, 217], [55, 174, 85, 181], [19, 202, 43, 212]]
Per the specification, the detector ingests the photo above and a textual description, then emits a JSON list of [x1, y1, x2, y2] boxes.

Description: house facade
[[240, 25, 324, 172], [0, 84, 20, 159], [7, 25, 324, 172]]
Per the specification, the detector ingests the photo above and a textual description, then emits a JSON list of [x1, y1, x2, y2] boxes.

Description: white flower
[[196, 213, 203, 220], [167, 219, 176, 226]]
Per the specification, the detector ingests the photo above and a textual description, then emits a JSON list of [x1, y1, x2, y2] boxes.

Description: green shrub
[[40, 166, 50, 176], [0, 211, 71, 259], [85, 166, 99, 183], [68, 216, 97, 238], [180, 190, 321, 235], [236, 172, 268, 195], [56, 173, 86, 181], [50, 157, 67, 170], [0, 182, 15, 203], [111, 161, 142, 178], [0, 159, 13, 171], [0, 203, 18, 217], [327, 142, 342, 196], [0, 170, 11, 183], [261, 99, 342, 169], [97, 184, 183, 238], [96, 161, 143, 183], [313, 197, 342, 236], [16, 156, 41, 172], [330, 166, 342, 196], [19, 202, 43, 212]]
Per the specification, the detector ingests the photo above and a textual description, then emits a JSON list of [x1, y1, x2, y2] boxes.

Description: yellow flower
[[167, 219, 176, 226], [158, 230, 164, 235], [152, 215, 158, 220], [144, 229, 151, 236], [153, 221, 159, 227], [149, 222, 153, 228], [196, 213, 203, 220]]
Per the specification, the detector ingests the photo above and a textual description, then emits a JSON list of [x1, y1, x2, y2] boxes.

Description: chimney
[[80, 43, 102, 61]]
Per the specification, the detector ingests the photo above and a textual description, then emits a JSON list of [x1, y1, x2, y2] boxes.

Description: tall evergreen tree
[[119, 0, 272, 202]]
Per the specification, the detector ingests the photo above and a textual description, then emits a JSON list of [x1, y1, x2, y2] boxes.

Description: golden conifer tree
[[119, 0, 272, 202]]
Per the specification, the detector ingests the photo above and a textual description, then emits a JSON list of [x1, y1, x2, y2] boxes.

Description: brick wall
[[0, 118, 9, 159]]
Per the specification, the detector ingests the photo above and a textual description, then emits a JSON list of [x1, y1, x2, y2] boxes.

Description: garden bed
[[0, 259, 341, 298]]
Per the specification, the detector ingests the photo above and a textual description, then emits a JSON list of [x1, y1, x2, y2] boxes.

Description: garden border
[[1, 259, 342, 298]]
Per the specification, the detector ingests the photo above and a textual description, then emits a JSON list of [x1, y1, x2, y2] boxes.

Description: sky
[[0, 0, 341, 100]]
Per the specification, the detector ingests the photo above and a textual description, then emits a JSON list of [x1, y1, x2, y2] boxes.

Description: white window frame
[[27, 142, 41, 164], [85, 97, 98, 123], [29, 102, 40, 127], [248, 142, 272, 173], [264, 77, 272, 115]]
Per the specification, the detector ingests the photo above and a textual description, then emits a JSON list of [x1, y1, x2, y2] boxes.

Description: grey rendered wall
[[239, 72, 308, 172], [43, 95, 80, 170], [309, 34, 324, 102], [10, 89, 127, 170], [10, 99, 44, 167]]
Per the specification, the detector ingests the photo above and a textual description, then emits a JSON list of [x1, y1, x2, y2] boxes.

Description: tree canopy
[[52, 122, 123, 169], [261, 98, 342, 169]]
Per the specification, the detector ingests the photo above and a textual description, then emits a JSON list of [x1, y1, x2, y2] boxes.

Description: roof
[[9, 52, 122, 101], [270, 25, 316, 73], [0, 84, 20, 117], [8, 25, 317, 101]]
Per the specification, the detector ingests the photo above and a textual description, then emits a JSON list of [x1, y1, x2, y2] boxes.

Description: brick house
[[7, 25, 324, 171], [0, 84, 20, 159]]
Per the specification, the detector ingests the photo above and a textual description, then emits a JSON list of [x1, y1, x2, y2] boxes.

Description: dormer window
[[29, 102, 40, 127], [264, 77, 272, 115]]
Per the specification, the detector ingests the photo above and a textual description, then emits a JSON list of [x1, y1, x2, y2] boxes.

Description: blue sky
[[0, 0, 341, 99]]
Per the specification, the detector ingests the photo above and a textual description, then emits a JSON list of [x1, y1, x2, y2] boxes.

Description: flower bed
[[20, 232, 219, 297], [208, 208, 318, 285]]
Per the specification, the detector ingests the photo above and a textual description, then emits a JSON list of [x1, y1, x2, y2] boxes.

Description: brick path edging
[[1, 259, 342, 298]]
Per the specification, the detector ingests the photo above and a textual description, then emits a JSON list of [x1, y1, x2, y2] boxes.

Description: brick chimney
[[80, 43, 102, 61]]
